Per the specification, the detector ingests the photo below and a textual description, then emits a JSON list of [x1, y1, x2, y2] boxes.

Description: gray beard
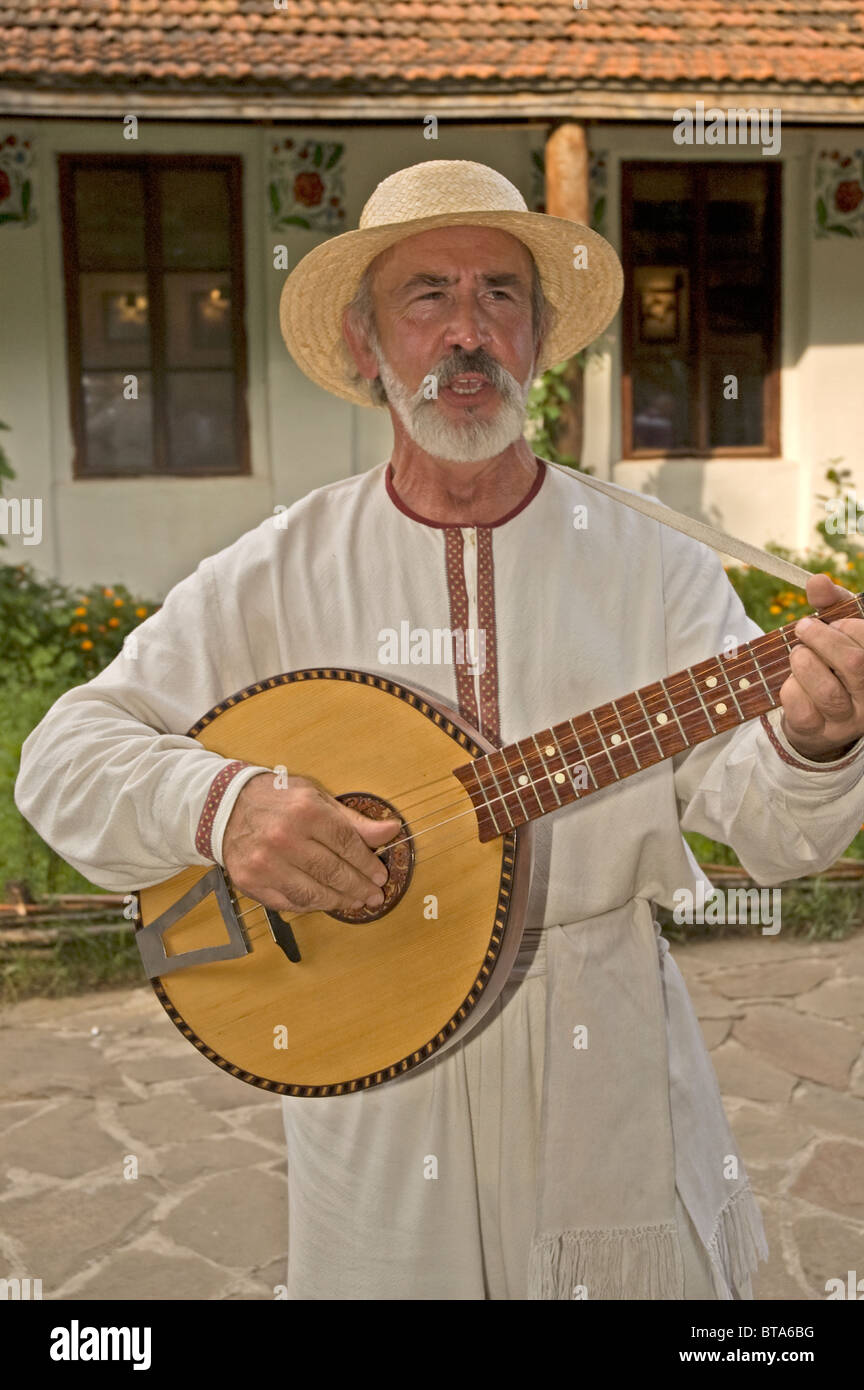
[[375, 352, 534, 465]]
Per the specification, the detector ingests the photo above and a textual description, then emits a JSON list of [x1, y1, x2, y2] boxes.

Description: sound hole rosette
[[327, 792, 414, 923]]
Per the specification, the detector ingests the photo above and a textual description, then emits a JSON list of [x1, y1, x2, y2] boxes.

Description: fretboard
[[454, 591, 864, 842]]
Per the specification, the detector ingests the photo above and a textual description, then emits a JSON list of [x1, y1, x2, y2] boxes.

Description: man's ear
[[342, 306, 380, 382]]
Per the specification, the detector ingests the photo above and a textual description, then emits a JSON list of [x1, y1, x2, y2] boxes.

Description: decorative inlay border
[[142, 667, 518, 1097]]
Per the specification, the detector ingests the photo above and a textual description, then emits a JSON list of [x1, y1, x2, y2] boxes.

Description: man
[[15, 160, 864, 1301]]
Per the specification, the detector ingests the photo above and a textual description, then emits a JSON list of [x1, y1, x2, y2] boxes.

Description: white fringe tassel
[[527, 1222, 684, 1301], [707, 1184, 770, 1300]]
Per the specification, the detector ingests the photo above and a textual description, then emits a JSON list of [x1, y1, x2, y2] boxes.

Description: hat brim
[[279, 209, 624, 407]]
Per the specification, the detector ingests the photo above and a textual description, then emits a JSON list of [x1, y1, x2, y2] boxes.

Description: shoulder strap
[[559, 465, 812, 591]]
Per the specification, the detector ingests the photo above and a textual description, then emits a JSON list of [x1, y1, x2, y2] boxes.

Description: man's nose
[[441, 298, 492, 355]]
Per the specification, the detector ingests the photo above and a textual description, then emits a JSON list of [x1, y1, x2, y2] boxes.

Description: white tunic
[[15, 458, 864, 1300]]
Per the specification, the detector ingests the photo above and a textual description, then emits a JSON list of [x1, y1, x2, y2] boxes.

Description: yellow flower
[[108, 616, 120, 628], [847, 562, 856, 571], [81, 639, 94, 650], [113, 597, 124, 608], [769, 605, 782, 614], [135, 605, 147, 618], [74, 605, 87, 616]]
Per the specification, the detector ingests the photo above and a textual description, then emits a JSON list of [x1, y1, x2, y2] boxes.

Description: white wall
[[0, 115, 862, 595], [588, 121, 864, 560]]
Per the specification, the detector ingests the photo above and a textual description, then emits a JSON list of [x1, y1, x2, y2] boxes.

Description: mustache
[[434, 348, 509, 391]]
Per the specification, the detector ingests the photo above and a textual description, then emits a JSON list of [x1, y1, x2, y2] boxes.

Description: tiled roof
[[2, 1, 864, 95]]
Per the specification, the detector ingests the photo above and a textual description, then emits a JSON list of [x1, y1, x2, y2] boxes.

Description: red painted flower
[[294, 170, 324, 207], [0, 169, 11, 202], [835, 180, 863, 214]]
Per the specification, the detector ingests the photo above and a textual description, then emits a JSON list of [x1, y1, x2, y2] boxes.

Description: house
[[1, 1, 863, 594]]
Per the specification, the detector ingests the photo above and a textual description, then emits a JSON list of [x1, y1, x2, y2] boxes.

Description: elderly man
[[15, 161, 864, 1302]]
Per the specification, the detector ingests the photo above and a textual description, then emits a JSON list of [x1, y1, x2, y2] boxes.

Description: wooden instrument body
[[136, 670, 533, 1096]]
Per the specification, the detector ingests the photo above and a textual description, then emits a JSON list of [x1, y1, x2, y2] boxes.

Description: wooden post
[[544, 123, 590, 468]]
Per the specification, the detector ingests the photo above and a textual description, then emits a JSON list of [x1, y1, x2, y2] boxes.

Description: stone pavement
[[1, 929, 862, 1301]]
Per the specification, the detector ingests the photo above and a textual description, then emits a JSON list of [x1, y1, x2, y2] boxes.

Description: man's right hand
[[221, 771, 400, 916]]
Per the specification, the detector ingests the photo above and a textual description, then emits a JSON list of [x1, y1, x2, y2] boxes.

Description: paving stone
[[750, 1203, 813, 1301], [704, 960, 833, 999], [116, 1094, 224, 1146], [728, 1102, 815, 1165], [160, 1171, 288, 1267], [796, 978, 864, 1022], [675, 937, 840, 971], [794, 1212, 864, 1299], [119, 1052, 214, 1085], [156, 1137, 275, 1185], [700, 1017, 732, 1049], [69, 1246, 230, 1301], [227, 1254, 289, 1299], [733, 1006, 861, 1090], [0, 1031, 120, 1100], [240, 1106, 287, 1147], [710, 1038, 796, 1102], [183, 1072, 276, 1112], [790, 1140, 864, 1221], [685, 983, 744, 1020], [0, 1178, 161, 1282], [0, 1100, 121, 1181], [791, 1082, 864, 1143]]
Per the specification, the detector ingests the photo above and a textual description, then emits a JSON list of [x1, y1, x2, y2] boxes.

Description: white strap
[[568, 468, 812, 591]]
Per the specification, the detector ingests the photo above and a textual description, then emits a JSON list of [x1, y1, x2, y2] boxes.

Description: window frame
[[620, 159, 782, 460], [58, 153, 251, 479]]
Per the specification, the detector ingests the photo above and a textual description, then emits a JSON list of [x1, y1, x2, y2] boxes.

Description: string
[[230, 594, 862, 926], [380, 596, 862, 817]]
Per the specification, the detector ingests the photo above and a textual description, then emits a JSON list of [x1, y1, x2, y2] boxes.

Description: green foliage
[[0, 927, 143, 1004], [525, 359, 593, 473], [0, 564, 158, 689], [0, 420, 15, 548]]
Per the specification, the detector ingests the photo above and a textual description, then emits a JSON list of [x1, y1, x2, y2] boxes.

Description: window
[[59, 156, 249, 476], [621, 162, 781, 457]]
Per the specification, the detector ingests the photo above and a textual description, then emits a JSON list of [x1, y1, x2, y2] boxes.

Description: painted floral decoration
[[268, 138, 345, 232], [0, 133, 36, 227], [814, 149, 864, 238]]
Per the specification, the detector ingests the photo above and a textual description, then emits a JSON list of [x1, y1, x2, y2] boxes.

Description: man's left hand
[[779, 572, 864, 762]]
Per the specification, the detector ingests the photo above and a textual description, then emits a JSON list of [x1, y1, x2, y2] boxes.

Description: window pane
[[708, 360, 764, 448], [160, 170, 231, 268], [166, 371, 237, 473], [74, 169, 146, 270], [632, 358, 691, 451], [79, 272, 150, 370], [81, 371, 153, 474], [164, 273, 233, 368]]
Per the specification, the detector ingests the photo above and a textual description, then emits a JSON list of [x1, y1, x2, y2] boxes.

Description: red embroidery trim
[[195, 759, 254, 860], [443, 527, 502, 748], [760, 713, 862, 772], [385, 458, 546, 529]]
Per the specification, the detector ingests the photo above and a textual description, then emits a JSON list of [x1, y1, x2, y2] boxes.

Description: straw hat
[[279, 159, 623, 407]]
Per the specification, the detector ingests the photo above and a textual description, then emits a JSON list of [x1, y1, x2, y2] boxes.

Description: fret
[[685, 666, 718, 738], [530, 734, 565, 807], [633, 689, 665, 758], [453, 589, 864, 843], [658, 678, 688, 746], [473, 756, 512, 836], [589, 709, 621, 780], [716, 655, 746, 721], [563, 721, 599, 789], [511, 738, 548, 819], [487, 749, 527, 827], [608, 698, 642, 774]]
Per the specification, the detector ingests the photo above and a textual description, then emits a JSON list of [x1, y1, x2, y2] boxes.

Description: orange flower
[[81, 639, 94, 651], [74, 605, 87, 616], [98, 624, 107, 633], [113, 597, 124, 608], [108, 617, 120, 628], [103, 587, 114, 597], [769, 605, 782, 614], [797, 596, 807, 605], [135, 606, 147, 618]]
